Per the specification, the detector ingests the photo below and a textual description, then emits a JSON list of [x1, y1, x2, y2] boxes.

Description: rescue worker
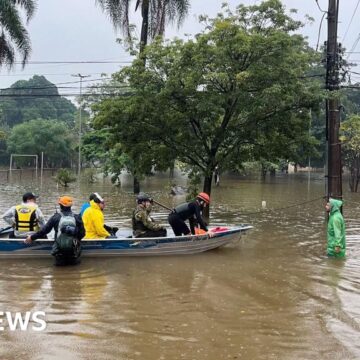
[[326, 198, 346, 258], [24, 196, 85, 266], [132, 193, 167, 238], [168, 192, 210, 236], [2, 192, 46, 238], [82, 193, 112, 239]]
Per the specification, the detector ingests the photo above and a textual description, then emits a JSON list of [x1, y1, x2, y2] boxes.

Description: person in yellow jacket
[[82, 193, 111, 239]]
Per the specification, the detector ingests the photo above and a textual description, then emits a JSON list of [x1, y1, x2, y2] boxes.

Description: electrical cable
[[0, 77, 113, 91], [8, 60, 132, 65], [233, 196, 325, 216], [316, 12, 326, 52], [315, 0, 327, 13], [314, 0, 328, 52], [342, 0, 360, 43]]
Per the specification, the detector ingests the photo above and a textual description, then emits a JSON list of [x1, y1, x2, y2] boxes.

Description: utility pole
[[72, 73, 90, 178], [325, 0, 342, 200]]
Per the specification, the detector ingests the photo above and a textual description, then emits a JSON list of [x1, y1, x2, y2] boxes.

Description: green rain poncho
[[327, 198, 346, 258]]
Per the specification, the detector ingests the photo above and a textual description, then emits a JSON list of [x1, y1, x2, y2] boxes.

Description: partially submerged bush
[[83, 168, 98, 183], [55, 169, 76, 187]]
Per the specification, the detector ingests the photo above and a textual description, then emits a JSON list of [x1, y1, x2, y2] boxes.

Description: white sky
[[0, 0, 359, 92]]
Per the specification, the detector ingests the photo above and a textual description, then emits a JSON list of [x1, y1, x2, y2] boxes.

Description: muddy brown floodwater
[[0, 170, 359, 359]]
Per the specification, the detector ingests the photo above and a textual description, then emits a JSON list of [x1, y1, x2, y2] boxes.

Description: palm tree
[[96, 0, 190, 193], [0, 0, 36, 68], [96, 0, 190, 52]]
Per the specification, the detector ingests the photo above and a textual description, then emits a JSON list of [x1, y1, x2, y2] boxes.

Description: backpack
[[56, 213, 78, 255]]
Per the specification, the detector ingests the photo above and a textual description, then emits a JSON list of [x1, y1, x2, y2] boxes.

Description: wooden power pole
[[326, 0, 342, 200]]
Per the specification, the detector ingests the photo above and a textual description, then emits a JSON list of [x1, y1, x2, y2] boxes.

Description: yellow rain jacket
[[83, 200, 110, 239]]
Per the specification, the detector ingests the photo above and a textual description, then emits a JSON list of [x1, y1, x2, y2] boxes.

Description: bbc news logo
[[0, 311, 46, 332]]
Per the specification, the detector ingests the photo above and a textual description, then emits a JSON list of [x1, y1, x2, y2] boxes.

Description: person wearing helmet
[[24, 196, 85, 266], [168, 192, 210, 236], [2, 192, 46, 238], [132, 193, 167, 238], [82, 192, 113, 239]]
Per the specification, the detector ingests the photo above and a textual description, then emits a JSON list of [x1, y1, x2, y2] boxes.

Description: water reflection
[[0, 171, 360, 359]]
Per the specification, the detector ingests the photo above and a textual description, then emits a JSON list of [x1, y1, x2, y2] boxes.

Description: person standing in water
[[325, 198, 346, 258]]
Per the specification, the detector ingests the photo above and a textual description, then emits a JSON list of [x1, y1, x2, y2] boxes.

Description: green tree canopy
[[7, 119, 76, 167], [0, 75, 77, 127], [340, 114, 360, 192], [93, 0, 322, 198]]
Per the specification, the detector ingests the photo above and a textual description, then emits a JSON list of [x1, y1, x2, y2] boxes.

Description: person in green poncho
[[325, 198, 346, 258]]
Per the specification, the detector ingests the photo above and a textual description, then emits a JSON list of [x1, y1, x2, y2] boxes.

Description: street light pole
[[72, 73, 90, 178]]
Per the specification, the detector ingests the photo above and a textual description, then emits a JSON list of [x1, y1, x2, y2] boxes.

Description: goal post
[[9, 154, 39, 177]]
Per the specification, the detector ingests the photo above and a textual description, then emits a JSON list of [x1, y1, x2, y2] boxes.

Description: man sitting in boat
[[80, 193, 118, 236], [83, 193, 114, 239], [168, 192, 211, 236], [2, 192, 46, 238], [132, 193, 167, 238], [24, 196, 85, 266]]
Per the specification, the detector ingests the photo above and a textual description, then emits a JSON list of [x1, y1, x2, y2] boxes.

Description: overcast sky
[[1, 0, 360, 92]]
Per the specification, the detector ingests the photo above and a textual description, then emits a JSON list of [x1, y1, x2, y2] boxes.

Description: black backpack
[[55, 213, 78, 255]]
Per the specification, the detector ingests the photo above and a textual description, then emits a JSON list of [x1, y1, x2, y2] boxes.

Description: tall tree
[[96, 0, 190, 52], [93, 0, 322, 214], [96, 0, 189, 193], [340, 115, 360, 192], [0, 0, 36, 68], [7, 119, 76, 167]]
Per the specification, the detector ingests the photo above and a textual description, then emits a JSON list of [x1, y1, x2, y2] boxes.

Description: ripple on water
[[1, 173, 360, 359]]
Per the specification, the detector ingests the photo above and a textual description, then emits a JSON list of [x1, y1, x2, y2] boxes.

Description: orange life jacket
[[195, 228, 207, 235]]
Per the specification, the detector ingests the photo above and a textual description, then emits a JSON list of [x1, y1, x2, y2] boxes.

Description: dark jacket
[[30, 210, 85, 241], [174, 201, 208, 234], [30, 210, 85, 257]]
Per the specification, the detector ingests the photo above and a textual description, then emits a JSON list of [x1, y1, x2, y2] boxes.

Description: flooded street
[[0, 171, 360, 359]]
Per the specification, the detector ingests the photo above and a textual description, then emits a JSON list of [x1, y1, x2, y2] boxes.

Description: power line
[[0, 69, 323, 95], [347, 70, 360, 75], [0, 72, 110, 77], [341, 85, 360, 89], [342, 0, 360, 43], [0, 86, 129, 91], [315, 0, 327, 13], [0, 77, 113, 91], [0, 93, 132, 98], [347, 34, 360, 60], [314, 0, 328, 52], [236, 196, 324, 216], [9, 60, 132, 65], [316, 12, 327, 52]]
